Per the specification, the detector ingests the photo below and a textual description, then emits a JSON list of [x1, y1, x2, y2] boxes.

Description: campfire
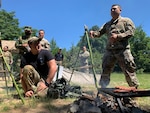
[[68, 86, 150, 113]]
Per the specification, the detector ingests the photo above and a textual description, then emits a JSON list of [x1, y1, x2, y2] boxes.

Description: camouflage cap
[[24, 26, 32, 31], [28, 37, 41, 45]]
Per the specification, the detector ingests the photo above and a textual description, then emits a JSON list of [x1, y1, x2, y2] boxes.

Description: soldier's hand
[[109, 33, 118, 43], [89, 31, 95, 38], [20, 74, 23, 79], [25, 90, 34, 97]]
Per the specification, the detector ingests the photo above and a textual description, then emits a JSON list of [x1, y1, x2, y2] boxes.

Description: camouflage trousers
[[99, 49, 140, 88], [22, 65, 48, 97]]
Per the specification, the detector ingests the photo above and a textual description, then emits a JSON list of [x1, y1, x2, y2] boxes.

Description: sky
[[1, 0, 150, 50]]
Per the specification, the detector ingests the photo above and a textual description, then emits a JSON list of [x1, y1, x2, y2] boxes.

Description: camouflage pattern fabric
[[40, 38, 50, 50], [79, 50, 90, 73], [47, 78, 82, 99], [94, 16, 135, 50], [94, 16, 139, 88], [99, 49, 139, 88], [15, 26, 32, 55], [22, 65, 48, 97], [15, 36, 31, 55], [3, 50, 13, 65]]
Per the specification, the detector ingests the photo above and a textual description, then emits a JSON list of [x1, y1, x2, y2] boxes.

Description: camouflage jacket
[[40, 38, 50, 50], [94, 16, 135, 50], [79, 50, 90, 64], [15, 35, 31, 55], [3, 51, 13, 64]]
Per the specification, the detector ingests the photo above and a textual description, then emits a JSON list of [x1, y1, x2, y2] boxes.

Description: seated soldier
[[20, 37, 57, 97]]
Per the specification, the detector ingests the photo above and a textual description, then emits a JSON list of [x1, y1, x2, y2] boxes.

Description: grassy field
[[109, 73, 150, 89], [0, 73, 150, 113]]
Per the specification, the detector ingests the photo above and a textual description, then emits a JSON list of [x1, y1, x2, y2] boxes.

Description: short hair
[[4, 46, 8, 49], [39, 29, 45, 33], [112, 4, 121, 11]]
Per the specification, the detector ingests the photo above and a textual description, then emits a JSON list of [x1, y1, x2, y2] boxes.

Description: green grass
[[109, 73, 150, 89], [0, 73, 150, 112]]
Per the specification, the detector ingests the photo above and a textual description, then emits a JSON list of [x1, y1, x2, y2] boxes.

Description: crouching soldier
[[20, 37, 57, 97]]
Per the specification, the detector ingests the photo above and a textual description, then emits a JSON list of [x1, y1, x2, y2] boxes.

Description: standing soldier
[[15, 26, 32, 55], [79, 46, 90, 74], [15, 26, 32, 81], [2, 46, 13, 80], [90, 4, 139, 88], [38, 29, 50, 50], [3, 46, 13, 65], [55, 48, 64, 65]]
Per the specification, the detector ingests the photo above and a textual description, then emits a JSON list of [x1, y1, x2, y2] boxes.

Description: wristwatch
[[45, 81, 49, 87]]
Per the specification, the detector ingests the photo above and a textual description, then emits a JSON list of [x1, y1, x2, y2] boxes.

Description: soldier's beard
[[25, 31, 31, 36]]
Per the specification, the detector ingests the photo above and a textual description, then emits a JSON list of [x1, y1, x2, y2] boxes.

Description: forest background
[[0, 10, 150, 74]]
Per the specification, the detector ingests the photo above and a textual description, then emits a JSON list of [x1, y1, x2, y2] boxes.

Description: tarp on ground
[[62, 68, 100, 85]]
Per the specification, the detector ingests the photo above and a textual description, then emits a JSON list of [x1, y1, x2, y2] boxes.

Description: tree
[[0, 10, 21, 40], [130, 26, 150, 72], [50, 38, 57, 50], [76, 25, 105, 73], [64, 44, 80, 69], [49, 37, 58, 53]]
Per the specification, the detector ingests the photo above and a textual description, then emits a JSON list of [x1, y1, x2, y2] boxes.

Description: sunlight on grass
[[0, 73, 150, 112]]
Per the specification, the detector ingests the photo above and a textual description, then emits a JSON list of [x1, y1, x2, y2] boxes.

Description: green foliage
[[73, 25, 150, 73], [0, 10, 38, 73], [0, 10, 149, 73], [0, 10, 21, 40], [89, 51, 103, 73], [130, 26, 150, 72], [64, 45, 80, 69], [49, 38, 59, 55]]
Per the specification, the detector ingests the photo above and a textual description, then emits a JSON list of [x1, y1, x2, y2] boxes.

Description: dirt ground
[[0, 68, 99, 113], [0, 80, 76, 113], [0, 71, 98, 113]]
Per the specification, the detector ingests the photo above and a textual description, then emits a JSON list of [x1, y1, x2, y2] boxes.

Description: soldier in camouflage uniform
[[3, 46, 13, 65], [15, 26, 32, 80], [1, 46, 13, 79], [38, 29, 50, 50], [15, 26, 32, 55], [90, 4, 139, 88], [79, 46, 90, 74]]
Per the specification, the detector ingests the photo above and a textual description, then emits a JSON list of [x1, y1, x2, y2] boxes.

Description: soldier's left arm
[[117, 18, 135, 40]]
